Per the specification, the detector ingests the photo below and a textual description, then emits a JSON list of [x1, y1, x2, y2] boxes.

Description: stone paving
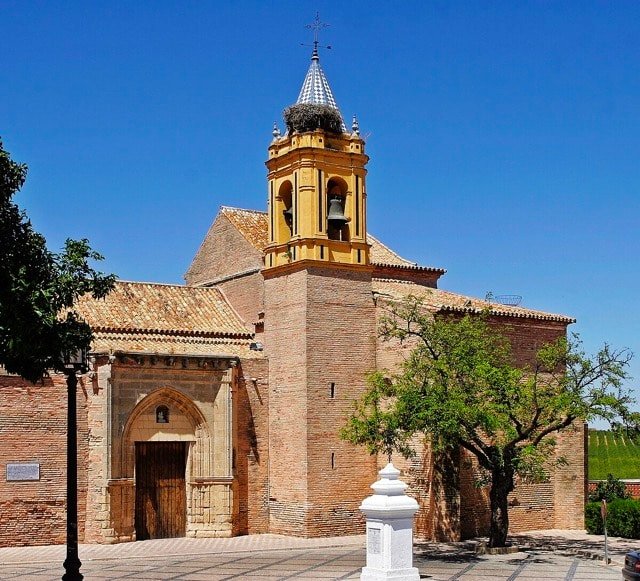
[[0, 530, 629, 580]]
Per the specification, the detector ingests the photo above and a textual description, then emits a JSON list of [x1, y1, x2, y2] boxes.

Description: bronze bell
[[283, 206, 293, 224], [327, 196, 348, 226]]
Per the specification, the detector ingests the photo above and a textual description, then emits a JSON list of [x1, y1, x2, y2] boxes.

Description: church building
[[0, 47, 585, 547]]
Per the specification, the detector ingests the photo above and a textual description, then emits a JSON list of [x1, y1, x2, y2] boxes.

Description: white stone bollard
[[359, 462, 420, 581]]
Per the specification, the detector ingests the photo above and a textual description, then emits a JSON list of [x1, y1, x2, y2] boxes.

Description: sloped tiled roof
[[76, 281, 252, 339], [219, 207, 440, 271], [368, 234, 420, 269], [372, 279, 574, 323], [220, 206, 269, 250]]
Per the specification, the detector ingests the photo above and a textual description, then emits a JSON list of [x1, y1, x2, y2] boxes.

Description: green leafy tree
[[0, 139, 115, 382], [342, 296, 634, 547]]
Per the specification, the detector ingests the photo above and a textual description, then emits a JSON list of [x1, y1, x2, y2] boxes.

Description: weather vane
[[301, 12, 331, 55]]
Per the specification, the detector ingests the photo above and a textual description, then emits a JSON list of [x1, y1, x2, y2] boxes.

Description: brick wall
[[459, 452, 490, 538], [217, 272, 264, 331], [394, 441, 436, 539], [486, 316, 567, 368], [0, 372, 89, 547], [263, 268, 310, 535], [264, 265, 378, 536], [185, 214, 263, 286], [234, 357, 270, 535], [553, 423, 586, 529], [305, 267, 378, 536]]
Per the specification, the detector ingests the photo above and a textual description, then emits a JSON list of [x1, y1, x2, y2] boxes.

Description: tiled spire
[[296, 49, 338, 108], [296, 49, 346, 130]]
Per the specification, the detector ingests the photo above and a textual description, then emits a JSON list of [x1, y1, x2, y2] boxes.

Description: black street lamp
[[62, 348, 88, 581]]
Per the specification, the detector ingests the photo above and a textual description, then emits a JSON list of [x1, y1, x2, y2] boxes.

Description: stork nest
[[283, 103, 344, 135]]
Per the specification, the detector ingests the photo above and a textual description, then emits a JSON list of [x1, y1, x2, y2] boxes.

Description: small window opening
[[320, 245, 325, 259], [329, 382, 336, 398], [357, 249, 361, 263], [331, 452, 335, 469], [156, 405, 169, 424]]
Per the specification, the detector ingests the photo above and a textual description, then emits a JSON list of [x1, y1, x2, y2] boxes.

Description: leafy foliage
[[586, 499, 640, 538], [339, 372, 414, 462], [589, 473, 629, 502], [585, 501, 605, 534], [283, 103, 343, 135], [342, 295, 635, 547], [0, 139, 115, 382]]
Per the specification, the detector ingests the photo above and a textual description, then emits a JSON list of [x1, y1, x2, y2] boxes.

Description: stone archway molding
[[120, 386, 211, 480]]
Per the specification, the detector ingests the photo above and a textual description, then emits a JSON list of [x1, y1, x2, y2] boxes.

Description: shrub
[[585, 501, 604, 535], [609, 499, 640, 538], [586, 498, 640, 538], [283, 104, 344, 135], [589, 473, 629, 502]]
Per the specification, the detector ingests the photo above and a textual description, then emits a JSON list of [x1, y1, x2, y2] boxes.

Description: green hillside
[[589, 429, 640, 480]]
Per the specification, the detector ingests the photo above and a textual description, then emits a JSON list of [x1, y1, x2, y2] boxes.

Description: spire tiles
[[296, 52, 341, 111]]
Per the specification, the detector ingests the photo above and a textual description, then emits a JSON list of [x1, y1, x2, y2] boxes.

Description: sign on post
[[601, 499, 609, 565]]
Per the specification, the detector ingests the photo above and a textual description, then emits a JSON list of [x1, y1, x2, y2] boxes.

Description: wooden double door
[[135, 441, 187, 540]]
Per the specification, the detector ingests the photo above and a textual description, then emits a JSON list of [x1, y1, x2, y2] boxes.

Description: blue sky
[[2, 1, 639, 415]]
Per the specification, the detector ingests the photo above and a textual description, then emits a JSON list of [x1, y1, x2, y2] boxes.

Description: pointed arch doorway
[[134, 441, 187, 540]]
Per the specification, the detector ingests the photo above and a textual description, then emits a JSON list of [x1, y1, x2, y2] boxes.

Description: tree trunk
[[432, 447, 461, 541], [488, 472, 511, 548]]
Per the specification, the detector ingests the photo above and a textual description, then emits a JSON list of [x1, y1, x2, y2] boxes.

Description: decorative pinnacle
[[305, 12, 331, 59], [352, 115, 360, 135], [272, 122, 281, 139]]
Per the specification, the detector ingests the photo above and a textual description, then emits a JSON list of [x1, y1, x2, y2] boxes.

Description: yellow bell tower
[[264, 48, 370, 271]]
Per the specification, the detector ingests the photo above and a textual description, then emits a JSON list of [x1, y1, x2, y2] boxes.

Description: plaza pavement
[[0, 529, 632, 580]]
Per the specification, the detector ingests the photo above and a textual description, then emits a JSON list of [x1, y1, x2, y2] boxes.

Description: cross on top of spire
[[305, 12, 330, 59], [295, 13, 346, 131]]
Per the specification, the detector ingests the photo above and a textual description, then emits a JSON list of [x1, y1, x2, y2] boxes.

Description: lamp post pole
[[62, 368, 83, 581]]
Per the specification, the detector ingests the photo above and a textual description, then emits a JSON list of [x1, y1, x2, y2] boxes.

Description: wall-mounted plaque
[[6, 463, 40, 482]]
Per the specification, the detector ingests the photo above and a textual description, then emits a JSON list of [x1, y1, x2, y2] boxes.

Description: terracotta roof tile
[[372, 279, 574, 323], [76, 281, 251, 337], [367, 234, 415, 267], [91, 332, 260, 358], [219, 206, 439, 270], [220, 206, 269, 250]]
